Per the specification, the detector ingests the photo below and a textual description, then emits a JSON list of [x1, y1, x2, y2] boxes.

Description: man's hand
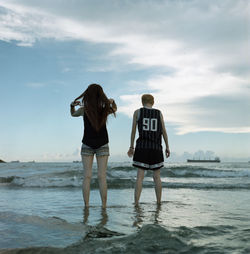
[[165, 147, 170, 158], [127, 147, 134, 158]]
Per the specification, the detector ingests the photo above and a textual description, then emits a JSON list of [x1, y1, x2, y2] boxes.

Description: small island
[[0, 159, 6, 163]]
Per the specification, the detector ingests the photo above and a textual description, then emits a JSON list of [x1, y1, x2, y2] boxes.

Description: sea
[[0, 161, 250, 254]]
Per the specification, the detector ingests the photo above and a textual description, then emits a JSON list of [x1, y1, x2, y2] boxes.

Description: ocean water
[[0, 162, 250, 253]]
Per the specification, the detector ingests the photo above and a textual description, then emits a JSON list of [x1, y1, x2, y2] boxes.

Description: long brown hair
[[74, 84, 116, 131]]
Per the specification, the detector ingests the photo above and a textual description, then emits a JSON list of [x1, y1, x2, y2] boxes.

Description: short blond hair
[[141, 94, 154, 105]]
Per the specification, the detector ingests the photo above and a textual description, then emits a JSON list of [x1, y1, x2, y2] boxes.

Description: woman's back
[[82, 113, 109, 149]]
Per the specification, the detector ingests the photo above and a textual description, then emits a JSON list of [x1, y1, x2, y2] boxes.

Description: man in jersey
[[127, 94, 170, 206]]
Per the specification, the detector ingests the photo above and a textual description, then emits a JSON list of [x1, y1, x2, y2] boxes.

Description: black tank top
[[136, 107, 162, 150], [82, 114, 109, 149]]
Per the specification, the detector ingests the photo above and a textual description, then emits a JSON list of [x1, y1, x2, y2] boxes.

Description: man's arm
[[127, 109, 138, 157], [160, 112, 170, 158]]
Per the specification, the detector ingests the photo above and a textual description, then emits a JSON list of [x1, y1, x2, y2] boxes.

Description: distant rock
[[0, 159, 6, 163]]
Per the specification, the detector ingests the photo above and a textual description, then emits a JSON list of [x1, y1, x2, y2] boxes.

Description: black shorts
[[133, 148, 164, 170]]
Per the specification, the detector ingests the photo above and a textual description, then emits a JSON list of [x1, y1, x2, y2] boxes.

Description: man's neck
[[143, 103, 153, 108]]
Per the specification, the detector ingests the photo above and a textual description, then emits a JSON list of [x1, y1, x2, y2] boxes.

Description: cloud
[[120, 70, 250, 134], [41, 148, 81, 162], [0, 0, 249, 134]]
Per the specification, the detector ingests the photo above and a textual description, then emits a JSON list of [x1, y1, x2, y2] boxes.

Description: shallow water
[[0, 162, 250, 253]]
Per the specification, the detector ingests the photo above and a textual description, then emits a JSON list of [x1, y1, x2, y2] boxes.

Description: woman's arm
[[160, 112, 170, 158], [127, 109, 138, 157], [109, 98, 117, 113], [70, 101, 84, 117]]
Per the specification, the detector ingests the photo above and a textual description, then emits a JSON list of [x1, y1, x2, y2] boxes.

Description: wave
[[0, 224, 195, 254], [0, 211, 85, 233], [0, 175, 82, 188], [2, 164, 250, 179], [0, 211, 86, 250], [161, 166, 250, 178], [1, 163, 250, 190], [0, 176, 16, 184], [2, 223, 247, 254], [109, 165, 250, 178], [1, 175, 250, 190]]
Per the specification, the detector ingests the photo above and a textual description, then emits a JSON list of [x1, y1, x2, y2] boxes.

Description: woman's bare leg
[[153, 169, 162, 205], [96, 155, 108, 208], [134, 168, 145, 206], [81, 155, 94, 207]]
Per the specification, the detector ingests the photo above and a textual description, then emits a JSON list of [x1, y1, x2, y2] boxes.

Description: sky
[[0, 0, 249, 162]]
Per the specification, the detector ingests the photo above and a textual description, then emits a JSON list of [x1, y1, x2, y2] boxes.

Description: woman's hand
[[109, 98, 114, 104], [109, 98, 117, 114], [71, 100, 81, 107]]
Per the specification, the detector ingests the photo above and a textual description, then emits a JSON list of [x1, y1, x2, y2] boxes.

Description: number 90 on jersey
[[143, 118, 158, 131]]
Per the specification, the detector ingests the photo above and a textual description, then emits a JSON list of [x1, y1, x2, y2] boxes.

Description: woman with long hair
[[71, 84, 117, 208]]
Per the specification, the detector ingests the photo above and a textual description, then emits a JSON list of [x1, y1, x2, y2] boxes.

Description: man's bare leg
[[153, 169, 162, 205], [134, 168, 145, 206]]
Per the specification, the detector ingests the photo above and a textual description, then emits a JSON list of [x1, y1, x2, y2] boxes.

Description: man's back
[[136, 107, 162, 150]]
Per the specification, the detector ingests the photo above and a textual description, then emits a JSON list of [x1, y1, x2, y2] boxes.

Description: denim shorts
[[81, 143, 110, 156]]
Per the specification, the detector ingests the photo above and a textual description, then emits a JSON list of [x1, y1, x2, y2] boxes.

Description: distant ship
[[187, 157, 220, 163], [73, 160, 81, 163]]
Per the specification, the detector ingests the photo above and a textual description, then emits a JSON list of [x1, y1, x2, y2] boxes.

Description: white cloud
[[0, 0, 249, 134], [120, 70, 250, 134], [41, 148, 81, 162]]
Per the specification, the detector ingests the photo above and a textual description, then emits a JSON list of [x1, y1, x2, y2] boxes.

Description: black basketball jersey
[[136, 107, 162, 150]]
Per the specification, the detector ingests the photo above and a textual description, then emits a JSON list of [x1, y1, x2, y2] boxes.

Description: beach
[[0, 162, 250, 253]]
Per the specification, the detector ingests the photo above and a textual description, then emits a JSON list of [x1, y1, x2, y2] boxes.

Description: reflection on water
[[83, 207, 108, 227], [99, 208, 108, 226], [83, 207, 89, 224], [133, 203, 162, 228], [133, 205, 144, 228], [154, 204, 162, 224], [82, 207, 125, 239]]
